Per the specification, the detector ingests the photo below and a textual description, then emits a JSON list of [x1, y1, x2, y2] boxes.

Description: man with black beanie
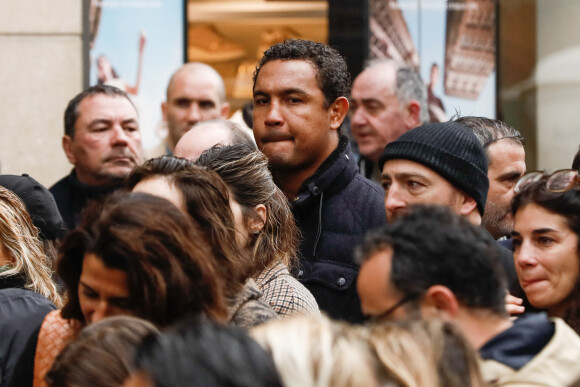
[[379, 121, 518, 290]]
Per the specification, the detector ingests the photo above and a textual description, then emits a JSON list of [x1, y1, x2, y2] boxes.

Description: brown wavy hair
[[196, 144, 300, 273], [57, 192, 227, 326], [128, 156, 251, 297]]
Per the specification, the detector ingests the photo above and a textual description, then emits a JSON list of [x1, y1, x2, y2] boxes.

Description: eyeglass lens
[[514, 172, 543, 193], [547, 170, 579, 192]]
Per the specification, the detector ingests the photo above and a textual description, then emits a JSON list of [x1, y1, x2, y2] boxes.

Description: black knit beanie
[[379, 122, 489, 216]]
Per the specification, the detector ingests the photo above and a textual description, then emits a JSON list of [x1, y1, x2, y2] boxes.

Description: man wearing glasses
[[355, 205, 580, 386]]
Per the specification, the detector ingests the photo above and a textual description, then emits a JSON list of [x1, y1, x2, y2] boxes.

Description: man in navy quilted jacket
[[252, 39, 386, 322]]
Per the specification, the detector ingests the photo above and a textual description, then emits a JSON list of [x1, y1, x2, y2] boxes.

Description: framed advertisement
[[84, 0, 186, 151], [369, 0, 497, 121]]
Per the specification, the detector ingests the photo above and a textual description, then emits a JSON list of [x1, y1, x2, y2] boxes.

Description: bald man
[[148, 62, 230, 157], [174, 119, 256, 161]]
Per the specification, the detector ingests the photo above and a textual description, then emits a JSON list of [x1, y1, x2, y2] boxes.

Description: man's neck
[[273, 135, 341, 200], [273, 168, 316, 200], [74, 169, 124, 189], [457, 308, 513, 350]]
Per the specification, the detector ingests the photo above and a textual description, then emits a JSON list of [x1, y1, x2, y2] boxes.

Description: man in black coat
[[252, 39, 386, 322], [50, 85, 144, 231]]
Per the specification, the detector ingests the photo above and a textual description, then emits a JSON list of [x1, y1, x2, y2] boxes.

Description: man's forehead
[[255, 59, 319, 86], [168, 70, 222, 100], [382, 159, 440, 179], [78, 94, 137, 118]]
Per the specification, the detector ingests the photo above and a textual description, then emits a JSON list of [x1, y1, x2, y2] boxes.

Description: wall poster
[[369, 0, 496, 121], [86, 0, 186, 151]]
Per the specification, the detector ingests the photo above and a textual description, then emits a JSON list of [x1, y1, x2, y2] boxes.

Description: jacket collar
[[294, 135, 358, 204]]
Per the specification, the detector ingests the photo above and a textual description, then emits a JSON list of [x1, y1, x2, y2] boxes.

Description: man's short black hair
[[64, 84, 135, 139], [253, 39, 351, 109], [355, 204, 507, 316], [132, 318, 282, 387]]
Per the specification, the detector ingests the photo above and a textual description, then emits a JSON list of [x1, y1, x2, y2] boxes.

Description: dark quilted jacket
[[290, 136, 386, 323]]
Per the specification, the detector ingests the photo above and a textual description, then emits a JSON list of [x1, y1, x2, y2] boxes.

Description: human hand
[[506, 293, 525, 316]]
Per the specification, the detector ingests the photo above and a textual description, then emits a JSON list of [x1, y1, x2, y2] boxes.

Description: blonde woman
[[251, 314, 377, 387], [0, 186, 61, 306], [365, 319, 486, 387], [0, 186, 62, 385]]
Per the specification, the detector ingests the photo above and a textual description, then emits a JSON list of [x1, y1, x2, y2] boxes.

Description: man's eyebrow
[[395, 172, 427, 180], [498, 170, 524, 181], [88, 118, 112, 126]]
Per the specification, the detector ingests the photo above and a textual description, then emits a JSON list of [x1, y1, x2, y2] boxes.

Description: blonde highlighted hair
[[0, 186, 62, 306], [251, 314, 377, 387], [365, 319, 486, 387]]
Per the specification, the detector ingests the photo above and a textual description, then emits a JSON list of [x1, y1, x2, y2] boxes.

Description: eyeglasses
[[371, 293, 418, 322], [514, 169, 580, 194]]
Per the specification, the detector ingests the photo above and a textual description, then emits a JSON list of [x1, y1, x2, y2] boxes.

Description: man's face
[[484, 140, 526, 239], [63, 94, 143, 186], [382, 159, 463, 222], [162, 71, 228, 149], [253, 59, 343, 175], [350, 65, 409, 162], [357, 247, 414, 320]]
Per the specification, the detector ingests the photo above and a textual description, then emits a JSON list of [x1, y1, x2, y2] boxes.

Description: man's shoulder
[[338, 173, 385, 219], [49, 172, 74, 194], [49, 172, 77, 207], [480, 314, 580, 386]]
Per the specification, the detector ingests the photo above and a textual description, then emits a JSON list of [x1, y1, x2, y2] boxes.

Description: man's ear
[[161, 101, 168, 122], [62, 135, 76, 165], [458, 192, 478, 217], [220, 102, 231, 119], [249, 204, 267, 233], [403, 100, 422, 129], [422, 285, 459, 319], [329, 97, 349, 131]]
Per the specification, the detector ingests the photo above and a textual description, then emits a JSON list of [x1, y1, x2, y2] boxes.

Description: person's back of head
[[366, 319, 486, 387], [251, 314, 377, 387], [355, 204, 507, 318], [126, 317, 282, 387], [0, 174, 66, 268], [46, 316, 159, 387], [173, 119, 256, 160], [196, 144, 300, 271], [128, 155, 252, 294]]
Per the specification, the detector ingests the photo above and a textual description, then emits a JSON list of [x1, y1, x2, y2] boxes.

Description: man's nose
[[186, 104, 202, 123], [384, 184, 406, 216], [350, 107, 367, 128], [264, 101, 283, 126], [111, 125, 129, 145]]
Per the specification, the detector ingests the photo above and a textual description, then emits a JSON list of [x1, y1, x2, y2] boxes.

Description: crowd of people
[[1, 38, 580, 386]]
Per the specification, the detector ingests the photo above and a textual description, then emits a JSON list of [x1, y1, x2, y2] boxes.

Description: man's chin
[[97, 168, 134, 185]]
